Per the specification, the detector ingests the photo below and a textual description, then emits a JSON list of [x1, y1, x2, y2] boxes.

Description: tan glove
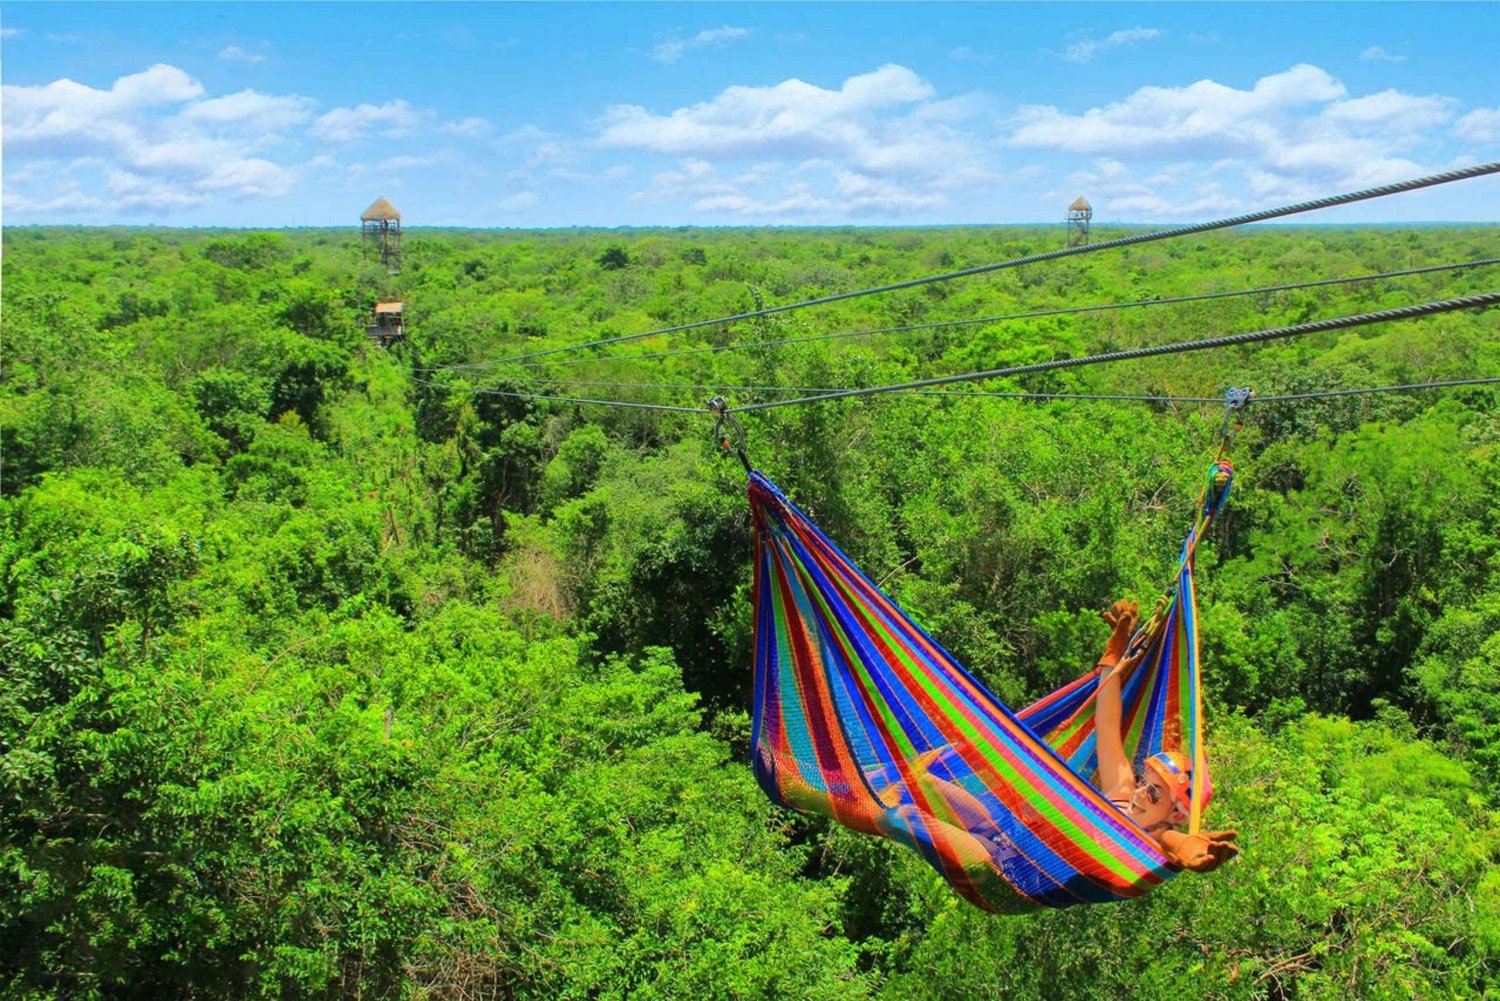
[[1159, 829, 1239, 873], [1100, 599, 1139, 666]]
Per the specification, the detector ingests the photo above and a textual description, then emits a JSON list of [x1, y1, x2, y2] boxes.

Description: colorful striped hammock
[[749, 462, 1233, 912]]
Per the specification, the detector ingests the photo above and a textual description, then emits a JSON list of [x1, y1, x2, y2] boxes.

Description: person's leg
[[881, 804, 1034, 913]]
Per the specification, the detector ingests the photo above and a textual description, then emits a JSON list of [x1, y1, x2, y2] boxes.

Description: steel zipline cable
[[528, 377, 1500, 406], [470, 162, 1500, 368], [546, 379, 1224, 402], [419, 375, 1500, 412], [1250, 377, 1500, 404], [901, 377, 1500, 406], [428, 256, 1500, 373], [728, 292, 1500, 413], [533, 379, 1228, 402], [420, 294, 1499, 414]]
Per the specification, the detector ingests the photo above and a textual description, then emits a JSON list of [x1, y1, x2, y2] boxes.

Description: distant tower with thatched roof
[[1066, 195, 1092, 247], [361, 197, 403, 272]]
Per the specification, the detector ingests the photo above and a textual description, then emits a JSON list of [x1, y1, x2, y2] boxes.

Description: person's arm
[[1094, 599, 1139, 804]]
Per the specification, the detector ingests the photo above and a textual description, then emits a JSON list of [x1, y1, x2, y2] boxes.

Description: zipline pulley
[[1219, 387, 1252, 442], [708, 396, 752, 473]]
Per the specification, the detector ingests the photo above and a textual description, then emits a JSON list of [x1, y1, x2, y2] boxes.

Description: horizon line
[[5, 220, 1496, 234]]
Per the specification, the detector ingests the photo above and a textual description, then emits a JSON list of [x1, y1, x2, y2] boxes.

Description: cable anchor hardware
[[708, 397, 752, 473]]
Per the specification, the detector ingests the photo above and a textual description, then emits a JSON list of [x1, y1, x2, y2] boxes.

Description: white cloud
[[1009, 64, 1469, 218], [1360, 46, 1406, 63], [652, 160, 951, 219], [599, 65, 936, 162], [1453, 108, 1500, 144], [130, 135, 264, 172], [309, 99, 425, 142], [1010, 64, 1347, 158], [1063, 26, 1162, 64], [439, 116, 493, 138], [217, 45, 266, 64], [1, 27, 22, 39], [601, 64, 996, 218], [651, 25, 752, 63], [4, 64, 204, 157], [178, 89, 316, 131], [1063, 41, 1097, 63], [634, 157, 950, 220], [333, 150, 461, 181], [1099, 185, 1243, 217], [1323, 90, 1455, 133], [1067, 158, 1128, 185], [496, 191, 539, 212], [831, 169, 945, 213], [1108, 27, 1161, 45], [642, 161, 831, 217], [3, 180, 99, 214], [696, 26, 751, 46], [194, 158, 295, 195], [2, 63, 307, 215], [501, 123, 576, 169], [106, 169, 209, 212], [638, 158, 739, 203], [651, 39, 687, 64], [693, 185, 831, 216], [6, 49, 1480, 226]]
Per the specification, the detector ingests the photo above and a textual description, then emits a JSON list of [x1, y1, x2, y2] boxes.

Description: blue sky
[[3, 2, 1497, 227]]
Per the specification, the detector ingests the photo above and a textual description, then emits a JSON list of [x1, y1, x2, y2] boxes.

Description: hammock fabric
[[749, 463, 1233, 912]]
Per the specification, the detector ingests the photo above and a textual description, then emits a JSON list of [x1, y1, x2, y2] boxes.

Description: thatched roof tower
[[361, 197, 403, 271], [361, 197, 402, 222], [1066, 195, 1092, 247]]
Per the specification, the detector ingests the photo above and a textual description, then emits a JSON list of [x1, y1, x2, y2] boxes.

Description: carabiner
[[707, 396, 752, 473]]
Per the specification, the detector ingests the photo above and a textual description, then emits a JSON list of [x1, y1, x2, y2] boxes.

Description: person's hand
[[1100, 599, 1139, 665], [1161, 829, 1239, 873]]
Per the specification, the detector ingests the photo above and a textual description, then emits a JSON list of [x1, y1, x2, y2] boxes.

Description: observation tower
[[361, 197, 403, 272], [1066, 195, 1092, 247]]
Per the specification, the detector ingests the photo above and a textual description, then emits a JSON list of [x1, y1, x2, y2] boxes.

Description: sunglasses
[[1134, 781, 1166, 808]]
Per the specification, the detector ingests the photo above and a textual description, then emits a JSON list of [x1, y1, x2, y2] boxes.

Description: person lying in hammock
[[865, 599, 1239, 883], [768, 598, 1236, 905], [1095, 598, 1239, 873]]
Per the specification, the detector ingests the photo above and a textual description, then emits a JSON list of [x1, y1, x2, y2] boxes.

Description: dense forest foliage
[[3, 222, 1498, 998]]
